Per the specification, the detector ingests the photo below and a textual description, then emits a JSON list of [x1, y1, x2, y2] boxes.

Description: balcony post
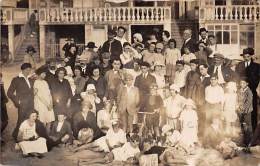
[[8, 25, 15, 62], [85, 24, 92, 44], [39, 25, 46, 62]]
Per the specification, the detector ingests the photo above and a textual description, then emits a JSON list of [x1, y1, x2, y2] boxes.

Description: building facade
[[1, 0, 259, 62]]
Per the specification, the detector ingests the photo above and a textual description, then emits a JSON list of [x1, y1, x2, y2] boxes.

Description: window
[[206, 24, 238, 45], [240, 25, 255, 48]]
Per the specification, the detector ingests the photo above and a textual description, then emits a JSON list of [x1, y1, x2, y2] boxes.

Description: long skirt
[[19, 137, 48, 155]]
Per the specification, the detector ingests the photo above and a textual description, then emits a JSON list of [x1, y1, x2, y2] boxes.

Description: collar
[[185, 38, 191, 43], [18, 73, 29, 79], [125, 84, 134, 88]]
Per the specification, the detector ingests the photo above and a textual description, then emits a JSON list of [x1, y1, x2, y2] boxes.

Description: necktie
[[215, 67, 219, 77]]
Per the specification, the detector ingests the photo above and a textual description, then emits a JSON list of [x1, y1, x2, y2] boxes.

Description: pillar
[[164, 22, 171, 36], [8, 25, 15, 62], [85, 24, 92, 44], [39, 25, 46, 61]]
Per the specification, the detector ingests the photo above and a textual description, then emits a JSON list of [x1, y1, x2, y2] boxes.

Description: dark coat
[[65, 51, 77, 71], [208, 65, 233, 83], [45, 70, 56, 87], [72, 111, 104, 139], [49, 120, 73, 143], [86, 76, 107, 99], [7, 75, 34, 140], [181, 38, 197, 55], [101, 39, 123, 60]]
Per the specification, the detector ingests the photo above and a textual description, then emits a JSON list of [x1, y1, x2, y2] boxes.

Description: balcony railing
[[200, 5, 260, 21], [1, 8, 29, 25], [39, 7, 171, 24]]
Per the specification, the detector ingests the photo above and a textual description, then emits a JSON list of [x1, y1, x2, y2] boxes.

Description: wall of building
[[0, 0, 17, 7]]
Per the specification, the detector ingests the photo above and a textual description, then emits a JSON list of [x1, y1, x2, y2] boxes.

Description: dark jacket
[[236, 61, 260, 91], [181, 38, 197, 55], [49, 120, 73, 143], [101, 39, 123, 60], [208, 65, 233, 83]]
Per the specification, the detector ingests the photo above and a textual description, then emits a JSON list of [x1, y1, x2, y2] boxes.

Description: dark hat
[[26, 45, 36, 53], [86, 42, 97, 48], [213, 53, 225, 59], [242, 48, 254, 56], [21, 63, 32, 70], [190, 59, 200, 64], [107, 30, 116, 36], [239, 76, 249, 82], [199, 27, 208, 34], [140, 61, 150, 68], [176, 60, 185, 65], [35, 66, 47, 75]]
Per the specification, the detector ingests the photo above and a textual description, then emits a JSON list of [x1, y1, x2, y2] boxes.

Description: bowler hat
[[199, 27, 208, 34], [86, 42, 97, 48], [242, 48, 254, 56], [26, 45, 36, 53]]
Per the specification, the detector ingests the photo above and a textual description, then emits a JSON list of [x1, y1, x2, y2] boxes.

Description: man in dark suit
[[208, 53, 233, 85], [134, 62, 156, 113], [181, 28, 197, 55], [101, 30, 123, 60], [45, 58, 57, 87], [236, 48, 260, 131], [7, 63, 34, 141]]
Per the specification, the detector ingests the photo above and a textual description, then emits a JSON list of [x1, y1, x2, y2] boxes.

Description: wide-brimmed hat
[[162, 125, 173, 136], [26, 45, 36, 53], [86, 42, 97, 48]]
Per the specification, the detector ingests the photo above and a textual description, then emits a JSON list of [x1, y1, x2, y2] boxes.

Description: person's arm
[[7, 78, 19, 107]]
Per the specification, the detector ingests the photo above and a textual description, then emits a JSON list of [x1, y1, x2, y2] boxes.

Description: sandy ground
[[1, 63, 260, 166]]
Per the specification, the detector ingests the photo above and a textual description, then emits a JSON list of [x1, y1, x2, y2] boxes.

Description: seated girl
[[49, 111, 73, 147], [81, 84, 101, 115], [97, 100, 113, 133], [161, 124, 181, 147], [73, 119, 126, 153], [17, 111, 48, 158]]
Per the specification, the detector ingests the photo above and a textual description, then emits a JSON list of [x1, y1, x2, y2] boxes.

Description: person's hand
[[103, 97, 107, 102], [64, 58, 69, 62]]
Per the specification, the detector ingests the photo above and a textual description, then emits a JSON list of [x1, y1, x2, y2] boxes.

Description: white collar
[[18, 72, 29, 79], [185, 38, 191, 43]]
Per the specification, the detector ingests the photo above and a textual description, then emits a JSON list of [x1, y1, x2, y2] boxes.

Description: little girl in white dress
[[179, 99, 199, 150]]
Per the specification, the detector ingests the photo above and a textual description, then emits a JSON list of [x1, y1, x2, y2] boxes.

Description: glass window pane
[[240, 32, 247, 46], [216, 31, 222, 44], [248, 32, 255, 47], [207, 25, 214, 30], [231, 31, 238, 44], [215, 25, 222, 30], [223, 25, 230, 30], [223, 31, 230, 44], [208, 31, 214, 36]]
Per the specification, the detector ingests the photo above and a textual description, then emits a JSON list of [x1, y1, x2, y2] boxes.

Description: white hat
[[111, 119, 119, 125], [154, 61, 165, 67], [133, 33, 143, 42], [86, 84, 96, 91], [169, 84, 180, 93], [184, 98, 196, 109], [162, 125, 173, 136]]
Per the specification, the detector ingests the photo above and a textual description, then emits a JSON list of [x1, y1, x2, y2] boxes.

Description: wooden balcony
[[0, 8, 29, 25], [39, 7, 171, 25], [200, 5, 260, 22]]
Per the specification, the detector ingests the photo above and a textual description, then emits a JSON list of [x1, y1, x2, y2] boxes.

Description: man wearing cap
[[101, 30, 123, 60], [62, 38, 75, 56], [117, 73, 140, 133], [115, 26, 128, 47], [134, 62, 156, 113], [236, 48, 260, 131], [208, 53, 233, 85], [24, 45, 37, 70], [79, 42, 98, 64], [7, 63, 34, 141], [64, 44, 77, 71]]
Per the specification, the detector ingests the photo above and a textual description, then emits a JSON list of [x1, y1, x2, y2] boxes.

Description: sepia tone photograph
[[0, 0, 260, 165]]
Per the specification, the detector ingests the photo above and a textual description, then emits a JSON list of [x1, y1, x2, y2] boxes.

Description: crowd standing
[[1, 26, 260, 165]]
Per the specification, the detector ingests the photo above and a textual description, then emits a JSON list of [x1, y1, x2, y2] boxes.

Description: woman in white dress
[[34, 67, 55, 130], [17, 111, 48, 157]]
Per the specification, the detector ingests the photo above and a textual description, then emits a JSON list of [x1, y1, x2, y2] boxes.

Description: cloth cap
[[154, 61, 165, 67], [111, 119, 119, 125], [214, 53, 225, 59], [162, 125, 173, 135], [86, 84, 96, 91], [169, 84, 180, 93], [21, 63, 32, 70], [133, 33, 143, 42]]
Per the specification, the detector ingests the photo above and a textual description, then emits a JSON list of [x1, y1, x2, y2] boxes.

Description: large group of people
[[1, 26, 260, 165]]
